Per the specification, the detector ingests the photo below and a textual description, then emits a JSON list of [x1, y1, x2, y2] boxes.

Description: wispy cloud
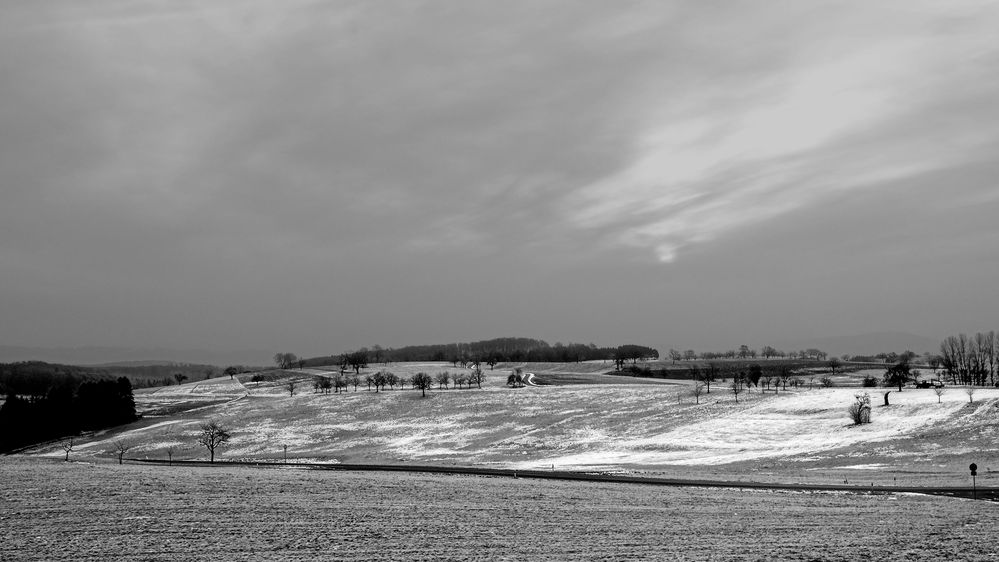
[[562, 2, 999, 262]]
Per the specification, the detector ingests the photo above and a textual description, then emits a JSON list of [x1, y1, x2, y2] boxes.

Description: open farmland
[[3, 456, 998, 561], [23, 362, 999, 490]]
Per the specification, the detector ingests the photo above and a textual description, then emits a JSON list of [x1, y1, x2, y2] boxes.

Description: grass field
[[3, 456, 997, 561]]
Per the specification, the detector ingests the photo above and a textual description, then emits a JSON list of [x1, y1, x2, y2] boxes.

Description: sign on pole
[[970, 463, 978, 500]]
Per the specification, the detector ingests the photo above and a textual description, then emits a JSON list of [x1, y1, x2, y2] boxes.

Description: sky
[[2, 1, 998, 360]]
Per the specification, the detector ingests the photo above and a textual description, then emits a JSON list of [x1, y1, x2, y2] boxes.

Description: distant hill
[[771, 331, 939, 359], [0, 346, 272, 367], [95, 360, 199, 368]]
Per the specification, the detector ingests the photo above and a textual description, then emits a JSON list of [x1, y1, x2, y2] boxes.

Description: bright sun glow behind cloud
[[566, 11, 998, 263]]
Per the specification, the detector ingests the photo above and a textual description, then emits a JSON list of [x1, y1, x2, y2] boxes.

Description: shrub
[[848, 393, 872, 425], [861, 376, 879, 387], [820, 377, 834, 388]]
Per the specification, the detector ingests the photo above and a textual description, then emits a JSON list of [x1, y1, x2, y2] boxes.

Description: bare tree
[[224, 366, 239, 380], [61, 438, 74, 461], [884, 361, 911, 391], [346, 350, 369, 374], [384, 372, 399, 390], [411, 372, 433, 397], [828, 357, 841, 374], [286, 380, 297, 396], [934, 387, 946, 403], [173, 373, 187, 385], [166, 445, 175, 465], [730, 381, 743, 403], [966, 387, 976, 404], [273, 353, 298, 370], [198, 420, 231, 463], [468, 368, 486, 389], [848, 393, 872, 425], [113, 440, 130, 464], [761, 373, 773, 391], [692, 383, 705, 404], [668, 348, 682, 364], [777, 366, 792, 391], [435, 371, 450, 390], [371, 371, 387, 393]]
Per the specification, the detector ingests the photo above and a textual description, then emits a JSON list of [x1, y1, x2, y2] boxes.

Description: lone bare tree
[[224, 366, 239, 380], [828, 357, 841, 374], [934, 387, 946, 403], [173, 373, 187, 385], [198, 420, 231, 463], [966, 387, 976, 404], [692, 383, 705, 404], [61, 438, 74, 461], [884, 361, 911, 392], [286, 380, 297, 396], [113, 440, 130, 464], [848, 393, 872, 425], [273, 353, 298, 369]]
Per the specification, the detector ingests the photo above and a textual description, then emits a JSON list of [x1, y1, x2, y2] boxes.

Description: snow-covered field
[[29, 364, 999, 486], [141, 377, 247, 397], [515, 387, 991, 468]]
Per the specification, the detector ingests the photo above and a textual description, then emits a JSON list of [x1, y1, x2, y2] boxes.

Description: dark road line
[[126, 458, 999, 501]]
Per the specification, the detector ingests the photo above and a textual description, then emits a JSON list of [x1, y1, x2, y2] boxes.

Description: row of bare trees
[[668, 346, 828, 363], [308, 369, 487, 397], [939, 332, 997, 387]]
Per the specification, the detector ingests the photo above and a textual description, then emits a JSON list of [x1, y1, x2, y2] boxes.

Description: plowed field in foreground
[[3, 457, 996, 561]]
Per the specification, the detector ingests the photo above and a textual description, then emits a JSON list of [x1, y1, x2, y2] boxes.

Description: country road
[[128, 458, 999, 502]]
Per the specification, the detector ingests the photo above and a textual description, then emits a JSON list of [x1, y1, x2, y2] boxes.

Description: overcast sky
[[2, 1, 998, 358]]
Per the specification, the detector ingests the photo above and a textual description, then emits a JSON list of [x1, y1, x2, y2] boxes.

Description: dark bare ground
[[2, 456, 997, 561]]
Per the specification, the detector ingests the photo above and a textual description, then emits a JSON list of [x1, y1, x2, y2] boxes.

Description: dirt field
[[3, 456, 997, 561]]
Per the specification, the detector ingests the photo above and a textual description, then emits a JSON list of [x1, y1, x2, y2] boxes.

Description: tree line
[[288, 338, 660, 370], [0, 359, 247, 391], [665, 346, 829, 363], [0, 368, 136, 452]]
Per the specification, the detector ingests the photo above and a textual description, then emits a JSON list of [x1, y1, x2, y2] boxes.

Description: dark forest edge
[[294, 338, 660, 371], [0, 371, 136, 453]]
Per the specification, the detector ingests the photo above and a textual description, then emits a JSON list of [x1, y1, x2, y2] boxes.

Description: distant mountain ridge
[[0, 345, 272, 367], [771, 331, 939, 358]]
